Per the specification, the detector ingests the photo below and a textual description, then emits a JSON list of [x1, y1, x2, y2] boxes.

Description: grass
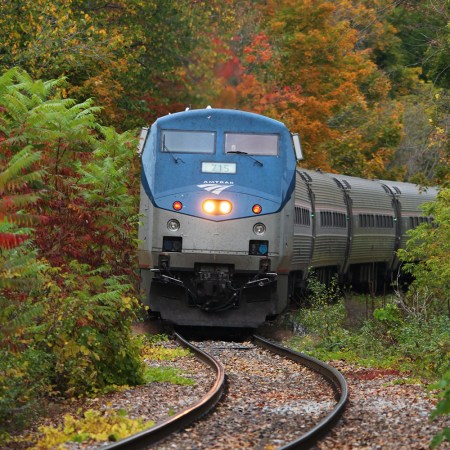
[[144, 366, 195, 385]]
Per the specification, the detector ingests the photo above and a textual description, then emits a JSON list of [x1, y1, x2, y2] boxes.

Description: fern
[[0, 146, 45, 251], [0, 146, 42, 190]]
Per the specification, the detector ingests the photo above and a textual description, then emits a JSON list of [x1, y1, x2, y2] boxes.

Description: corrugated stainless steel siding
[[292, 233, 313, 266], [311, 235, 347, 268], [300, 169, 347, 207], [350, 234, 396, 263], [333, 174, 393, 211], [381, 180, 438, 213], [295, 172, 311, 203]]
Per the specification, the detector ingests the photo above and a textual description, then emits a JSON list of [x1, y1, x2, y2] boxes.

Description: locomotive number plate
[[202, 162, 237, 174]]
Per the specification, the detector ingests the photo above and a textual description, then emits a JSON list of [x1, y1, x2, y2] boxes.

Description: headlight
[[167, 219, 180, 231], [219, 200, 232, 214], [202, 199, 232, 215], [253, 223, 266, 236]]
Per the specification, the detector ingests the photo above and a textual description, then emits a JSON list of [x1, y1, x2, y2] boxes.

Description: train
[[138, 108, 437, 327]]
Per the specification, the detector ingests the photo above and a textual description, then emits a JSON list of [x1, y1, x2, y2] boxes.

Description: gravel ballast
[[3, 333, 449, 449]]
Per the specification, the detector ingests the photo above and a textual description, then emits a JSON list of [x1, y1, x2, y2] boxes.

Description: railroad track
[[104, 333, 348, 449], [102, 333, 225, 450]]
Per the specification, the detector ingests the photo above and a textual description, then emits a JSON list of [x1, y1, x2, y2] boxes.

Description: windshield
[[161, 130, 215, 154], [225, 133, 278, 156]]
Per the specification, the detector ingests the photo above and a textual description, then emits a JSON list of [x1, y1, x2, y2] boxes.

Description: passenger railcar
[[138, 108, 437, 327]]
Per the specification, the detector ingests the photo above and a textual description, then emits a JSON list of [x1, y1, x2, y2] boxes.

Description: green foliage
[[292, 288, 450, 379], [362, 312, 449, 376], [1, 67, 140, 273], [76, 126, 140, 273], [0, 338, 53, 431], [430, 370, 450, 448], [0, 0, 224, 129], [144, 366, 195, 386], [296, 273, 346, 343], [398, 188, 450, 303], [39, 261, 146, 395], [0, 142, 45, 283], [0, 106, 50, 431], [144, 333, 169, 345], [34, 408, 154, 449]]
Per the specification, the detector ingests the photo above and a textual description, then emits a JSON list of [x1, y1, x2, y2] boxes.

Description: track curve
[[102, 333, 347, 449], [253, 335, 348, 449], [102, 332, 225, 450]]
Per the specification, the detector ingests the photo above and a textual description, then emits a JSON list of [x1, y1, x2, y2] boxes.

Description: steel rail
[[253, 335, 348, 450], [102, 332, 225, 450]]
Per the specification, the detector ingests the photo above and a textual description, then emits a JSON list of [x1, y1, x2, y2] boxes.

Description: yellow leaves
[[35, 408, 155, 449]]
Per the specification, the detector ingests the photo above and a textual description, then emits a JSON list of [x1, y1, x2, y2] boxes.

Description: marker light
[[202, 199, 233, 215], [173, 201, 183, 211], [252, 204, 262, 214]]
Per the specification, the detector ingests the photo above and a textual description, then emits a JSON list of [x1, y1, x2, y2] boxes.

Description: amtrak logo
[[197, 182, 233, 195]]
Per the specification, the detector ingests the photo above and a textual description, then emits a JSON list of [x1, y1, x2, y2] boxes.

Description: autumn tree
[[0, 0, 234, 129], [201, 0, 401, 175]]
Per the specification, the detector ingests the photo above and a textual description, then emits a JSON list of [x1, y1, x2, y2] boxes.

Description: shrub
[[295, 273, 346, 344], [38, 261, 146, 395]]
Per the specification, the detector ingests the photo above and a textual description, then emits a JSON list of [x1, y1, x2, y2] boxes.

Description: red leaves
[[243, 32, 272, 66], [0, 233, 29, 249]]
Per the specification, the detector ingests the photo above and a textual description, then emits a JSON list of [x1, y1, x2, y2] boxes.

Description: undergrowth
[[140, 334, 192, 361], [290, 274, 450, 379], [140, 333, 194, 385], [32, 408, 155, 449]]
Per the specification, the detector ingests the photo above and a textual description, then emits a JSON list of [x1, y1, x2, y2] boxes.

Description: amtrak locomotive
[[138, 108, 436, 327]]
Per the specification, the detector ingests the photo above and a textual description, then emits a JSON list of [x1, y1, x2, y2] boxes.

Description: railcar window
[[320, 211, 346, 228], [409, 216, 432, 228], [161, 130, 215, 154], [359, 214, 394, 228], [224, 133, 278, 156], [294, 207, 311, 226]]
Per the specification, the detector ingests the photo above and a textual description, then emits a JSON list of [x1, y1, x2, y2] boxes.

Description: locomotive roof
[[153, 108, 287, 133]]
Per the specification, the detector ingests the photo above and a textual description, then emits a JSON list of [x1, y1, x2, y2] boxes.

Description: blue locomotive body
[[138, 108, 437, 327], [139, 109, 298, 327], [141, 108, 296, 220]]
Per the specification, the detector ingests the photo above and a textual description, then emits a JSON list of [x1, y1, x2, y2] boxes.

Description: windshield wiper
[[162, 136, 185, 164], [227, 150, 263, 167]]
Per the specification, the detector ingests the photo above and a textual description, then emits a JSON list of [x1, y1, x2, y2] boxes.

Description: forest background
[[0, 0, 449, 444]]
